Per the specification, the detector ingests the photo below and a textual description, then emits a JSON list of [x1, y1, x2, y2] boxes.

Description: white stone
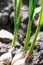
[[0, 29, 13, 40]]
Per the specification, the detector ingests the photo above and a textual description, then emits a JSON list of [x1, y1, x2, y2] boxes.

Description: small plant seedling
[[0, 0, 43, 65], [12, 0, 43, 65], [0, 0, 22, 65], [28, 0, 43, 55], [11, 0, 22, 48], [12, 0, 37, 65]]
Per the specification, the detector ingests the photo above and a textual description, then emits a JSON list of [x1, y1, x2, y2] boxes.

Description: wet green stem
[[16, 0, 22, 19], [11, 28, 17, 47], [11, 0, 21, 48], [23, 21, 32, 51], [23, 0, 36, 51], [29, 23, 41, 55]]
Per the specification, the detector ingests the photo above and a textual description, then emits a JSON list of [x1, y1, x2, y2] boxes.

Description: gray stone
[[10, 12, 14, 24], [0, 12, 9, 25], [36, 0, 41, 7], [0, 0, 13, 26], [20, 5, 29, 23], [33, 6, 41, 27], [0, 42, 10, 55]]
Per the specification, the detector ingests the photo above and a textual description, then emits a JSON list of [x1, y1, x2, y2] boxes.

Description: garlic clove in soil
[[11, 51, 27, 65], [12, 55, 32, 65], [0, 52, 12, 65], [11, 52, 23, 64], [12, 51, 32, 65], [13, 58, 25, 65], [0, 47, 14, 65]]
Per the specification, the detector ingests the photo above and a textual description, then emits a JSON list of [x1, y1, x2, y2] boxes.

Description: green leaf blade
[[40, 0, 43, 25], [23, 0, 36, 51], [29, 0, 36, 21]]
